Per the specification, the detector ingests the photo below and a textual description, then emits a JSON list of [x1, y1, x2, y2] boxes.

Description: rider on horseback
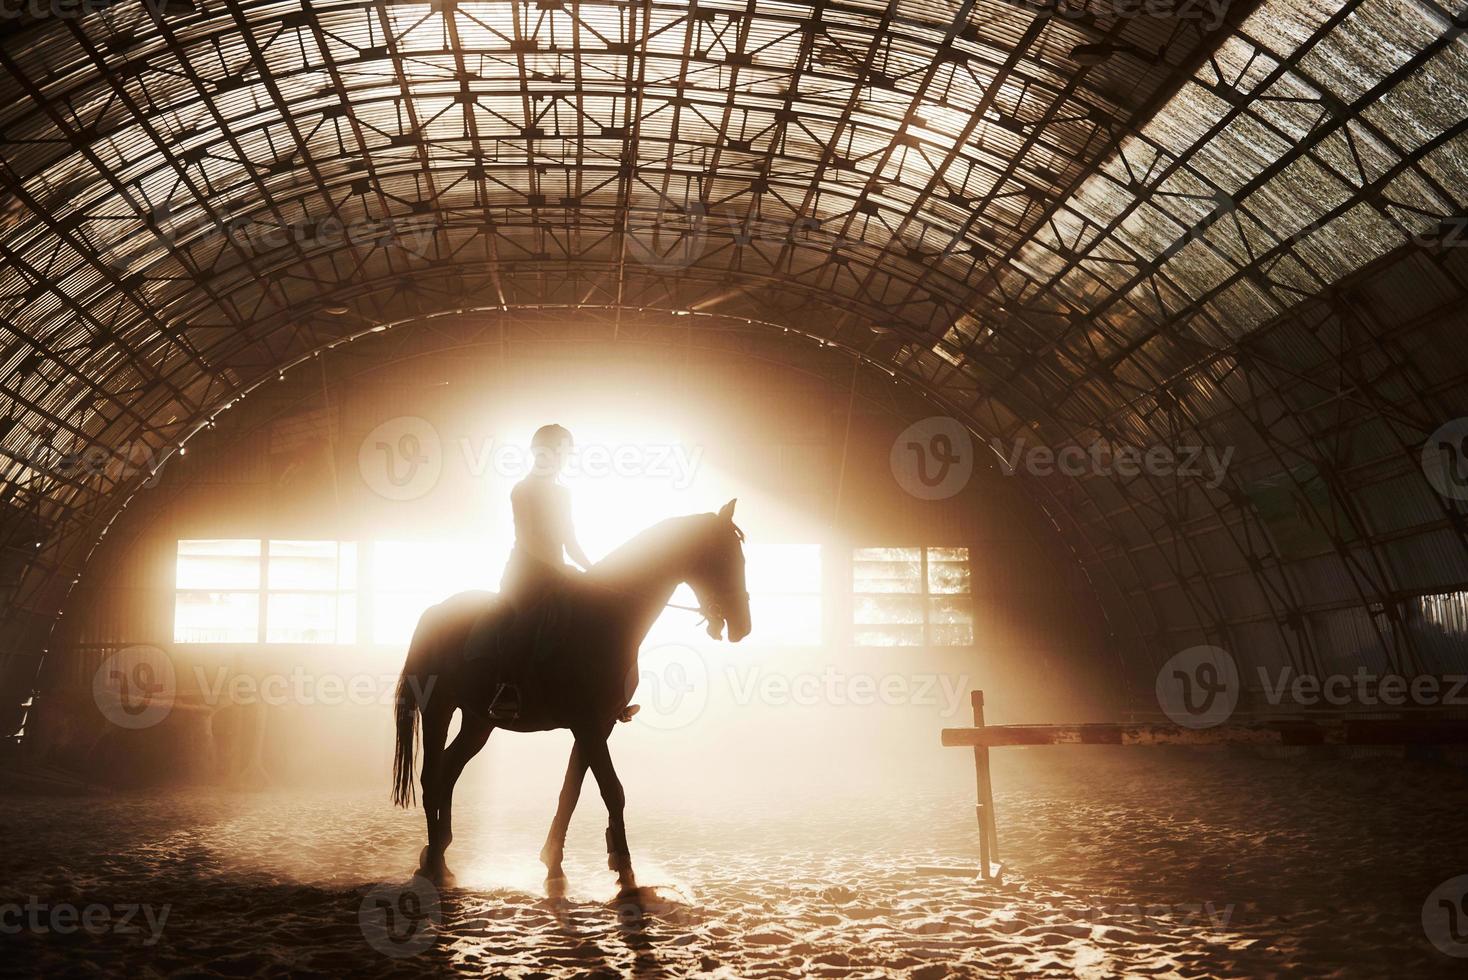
[[504, 423, 590, 602], [481, 424, 588, 717]]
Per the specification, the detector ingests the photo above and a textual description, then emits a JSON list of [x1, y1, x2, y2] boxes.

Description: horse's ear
[[718, 498, 737, 521]]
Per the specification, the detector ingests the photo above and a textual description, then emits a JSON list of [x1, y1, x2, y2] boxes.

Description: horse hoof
[[415, 865, 456, 888]]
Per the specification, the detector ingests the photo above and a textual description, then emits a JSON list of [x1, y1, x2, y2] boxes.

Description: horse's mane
[[586, 514, 712, 582]]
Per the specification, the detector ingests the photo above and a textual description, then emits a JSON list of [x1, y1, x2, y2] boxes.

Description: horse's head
[[690, 499, 751, 643]]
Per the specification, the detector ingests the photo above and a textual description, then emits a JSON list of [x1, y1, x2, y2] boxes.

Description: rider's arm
[[559, 488, 591, 570]]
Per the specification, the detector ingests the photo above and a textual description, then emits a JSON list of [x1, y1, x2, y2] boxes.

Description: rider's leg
[[479, 590, 525, 715]]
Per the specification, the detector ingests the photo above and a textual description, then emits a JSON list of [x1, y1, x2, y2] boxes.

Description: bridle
[[672, 520, 748, 632], [672, 589, 750, 631]]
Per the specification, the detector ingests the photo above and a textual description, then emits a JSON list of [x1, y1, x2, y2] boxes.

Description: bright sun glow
[[173, 406, 828, 651]]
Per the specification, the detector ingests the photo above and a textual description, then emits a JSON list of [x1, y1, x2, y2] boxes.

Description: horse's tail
[[391, 606, 437, 808]]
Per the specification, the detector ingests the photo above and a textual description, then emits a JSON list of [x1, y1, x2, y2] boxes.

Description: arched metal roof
[[2, 0, 1468, 730]]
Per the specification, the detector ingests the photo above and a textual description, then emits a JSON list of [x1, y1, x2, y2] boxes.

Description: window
[[852, 547, 972, 647], [265, 541, 357, 644], [175, 539, 262, 643], [171, 536, 835, 648], [174, 539, 356, 644]]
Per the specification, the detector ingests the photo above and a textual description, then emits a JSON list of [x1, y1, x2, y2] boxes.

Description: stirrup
[[485, 682, 521, 721], [618, 704, 641, 723]]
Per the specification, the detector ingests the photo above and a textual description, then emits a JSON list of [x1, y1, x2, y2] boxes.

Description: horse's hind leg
[[434, 712, 494, 879], [579, 731, 636, 894], [540, 743, 588, 894], [416, 703, 453, 883]]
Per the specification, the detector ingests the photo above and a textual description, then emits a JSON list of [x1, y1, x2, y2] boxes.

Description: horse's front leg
[[540, 742, 588, 895], [579, 730, 636, 894]]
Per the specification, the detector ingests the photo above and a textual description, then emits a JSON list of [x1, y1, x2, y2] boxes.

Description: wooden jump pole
[[942, 695, 1468, 882], [941, 718, 1468, 748], [970, 690, 1000, 880]]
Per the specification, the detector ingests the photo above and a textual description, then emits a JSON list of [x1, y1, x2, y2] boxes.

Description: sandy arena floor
[[2, 748, 1465, 978]]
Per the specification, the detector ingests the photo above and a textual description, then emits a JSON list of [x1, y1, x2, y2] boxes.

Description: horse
[[390, 499, 751, 896]]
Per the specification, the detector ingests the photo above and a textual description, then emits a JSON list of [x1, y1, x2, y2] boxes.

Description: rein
[[578, 574, 729, 625], [574, 517, 748, 627]]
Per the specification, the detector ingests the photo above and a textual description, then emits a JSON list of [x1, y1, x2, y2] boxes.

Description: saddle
[[463, 588, 569, 717], [459, 585, 639, 724]]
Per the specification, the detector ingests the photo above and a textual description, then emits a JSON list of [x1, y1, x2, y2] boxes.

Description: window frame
[[262, 540, 359, 646], [173, 538, 264, 644], [850, 545, 974, 648], [173, 538, 360, 646]]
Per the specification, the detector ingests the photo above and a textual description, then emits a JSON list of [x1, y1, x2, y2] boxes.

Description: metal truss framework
[[2, 0, 1468, 729]]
